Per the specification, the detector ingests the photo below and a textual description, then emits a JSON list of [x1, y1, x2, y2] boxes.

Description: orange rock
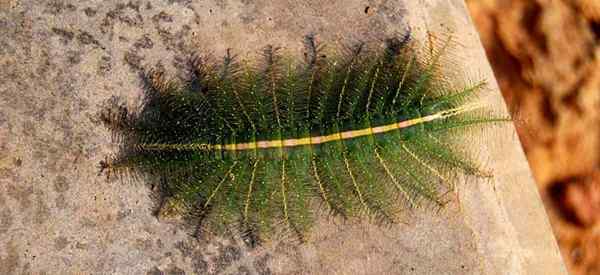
[[467, 0, 600, 274]]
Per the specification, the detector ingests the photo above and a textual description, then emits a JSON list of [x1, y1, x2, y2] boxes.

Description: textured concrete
[[0, 0, 565, 274]]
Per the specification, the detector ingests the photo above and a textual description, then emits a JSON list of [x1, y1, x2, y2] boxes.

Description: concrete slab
[[0, 0, 566, 274]]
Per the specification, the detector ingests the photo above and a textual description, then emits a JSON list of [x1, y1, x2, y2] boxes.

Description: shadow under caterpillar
[[100, 34, 506, 244]]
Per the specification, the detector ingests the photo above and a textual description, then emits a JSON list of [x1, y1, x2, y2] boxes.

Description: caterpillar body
[[102, 35, 503, 243]]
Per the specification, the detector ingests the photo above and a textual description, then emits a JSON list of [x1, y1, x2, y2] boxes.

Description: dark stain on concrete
[[66, 50, 83, 64], [124, 50, 143, 71], [83, 7, 97, 17], [167, 0, 192, 6], [55, 193, 68, 209], [156, 238, 164, 249], [53, 175, 70, 193], [172, 54, 191, 74], [77, 31, 103, 49], [75, 241, 88, 250], [134, 34, 154, 49], [101, 3, 144, 37], [52, 27, 75, 44], [97, 55, 112, 75], [239, 13, 256, 24], [153, 11, 174, 23], [54, 236, 70, 250], [150, 9, 196, 74], [45, 1, 77, 15], [13, 158, 22, 167]]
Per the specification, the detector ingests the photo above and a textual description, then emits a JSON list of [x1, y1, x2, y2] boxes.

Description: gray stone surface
[[0, 0, 565, 274]]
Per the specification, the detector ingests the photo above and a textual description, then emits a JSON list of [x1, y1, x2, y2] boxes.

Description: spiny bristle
[[102, 35, 506, 242]]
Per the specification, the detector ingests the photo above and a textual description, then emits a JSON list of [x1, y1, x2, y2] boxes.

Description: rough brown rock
[[467, 0, 600, 274]]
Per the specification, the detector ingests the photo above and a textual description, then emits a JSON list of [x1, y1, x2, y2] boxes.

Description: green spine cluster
[[103, 35, 504, 243]]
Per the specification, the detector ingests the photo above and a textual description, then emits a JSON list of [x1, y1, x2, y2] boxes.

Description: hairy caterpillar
[[101, 34, 504, 244]]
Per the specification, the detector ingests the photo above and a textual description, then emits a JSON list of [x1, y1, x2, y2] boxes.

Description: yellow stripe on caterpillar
[[139, 103, 485, 152]]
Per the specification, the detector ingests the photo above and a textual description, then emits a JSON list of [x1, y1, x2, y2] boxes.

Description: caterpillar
[[101, 34, 505, 244]]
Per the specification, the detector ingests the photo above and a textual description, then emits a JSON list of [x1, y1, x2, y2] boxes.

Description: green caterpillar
[[101, 34, 504, 244]]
